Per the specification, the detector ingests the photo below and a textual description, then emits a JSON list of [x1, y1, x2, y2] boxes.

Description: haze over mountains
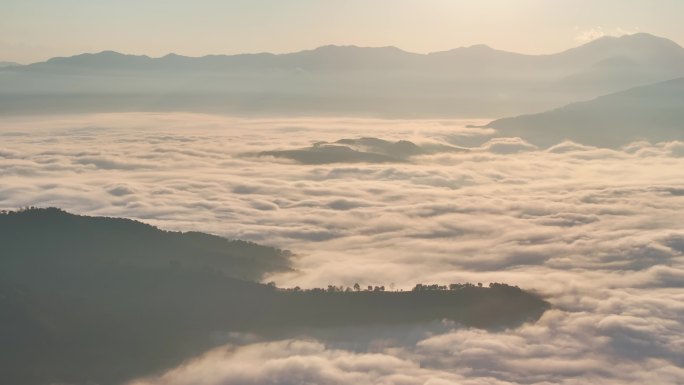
[[2, 33, 683, 120]]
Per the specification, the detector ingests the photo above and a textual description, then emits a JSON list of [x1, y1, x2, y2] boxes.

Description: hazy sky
[[2, 0, 684, 63]]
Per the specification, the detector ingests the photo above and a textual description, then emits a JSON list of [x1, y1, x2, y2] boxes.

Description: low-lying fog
[[2, 113, 683, 384]]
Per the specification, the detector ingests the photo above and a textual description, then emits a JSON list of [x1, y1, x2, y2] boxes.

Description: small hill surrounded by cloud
[[256, 137, 466, 164]]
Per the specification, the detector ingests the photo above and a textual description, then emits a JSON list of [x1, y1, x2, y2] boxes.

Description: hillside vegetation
[[0, 208, 549, 385]]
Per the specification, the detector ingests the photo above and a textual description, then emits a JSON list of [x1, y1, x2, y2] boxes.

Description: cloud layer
[[1, 113, 683, 384]]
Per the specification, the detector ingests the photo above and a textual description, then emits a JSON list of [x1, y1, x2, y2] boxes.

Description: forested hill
[[0, 208, 549, 385], [0, 207, 292, 281]]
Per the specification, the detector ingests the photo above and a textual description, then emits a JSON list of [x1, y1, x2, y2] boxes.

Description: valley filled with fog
[[2, 113, 683, 384]]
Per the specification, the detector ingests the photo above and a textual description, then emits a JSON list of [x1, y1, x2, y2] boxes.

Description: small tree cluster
[[279, 282, 390, 293], [278, 282, 520, 293], [488, 282, 521, 291], [412, 282, 487, 292]]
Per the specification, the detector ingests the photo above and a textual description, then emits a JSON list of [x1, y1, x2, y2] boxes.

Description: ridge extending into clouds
[[2, 113, 683, 384]]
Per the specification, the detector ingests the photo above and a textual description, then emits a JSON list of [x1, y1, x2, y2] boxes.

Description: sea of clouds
[[1, 113, 683, 384]]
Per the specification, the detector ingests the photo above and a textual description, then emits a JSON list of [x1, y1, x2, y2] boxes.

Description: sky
[[2, 0, 684, 63]]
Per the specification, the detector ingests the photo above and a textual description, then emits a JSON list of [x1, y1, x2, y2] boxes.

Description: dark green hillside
[[0, 208, 549, 385], [0, 207, 291, 282]]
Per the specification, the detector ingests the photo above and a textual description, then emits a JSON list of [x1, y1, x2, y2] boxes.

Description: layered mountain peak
[[557, 32, 684, 66]]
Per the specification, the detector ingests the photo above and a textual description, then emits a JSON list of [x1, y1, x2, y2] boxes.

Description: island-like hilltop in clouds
[[2, 33, 683, 122], [0, 208, 548, 385]]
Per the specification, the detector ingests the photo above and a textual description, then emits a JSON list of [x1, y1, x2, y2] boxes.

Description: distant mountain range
[[485, 77, 684, 148], [1, 33, 683, 118]]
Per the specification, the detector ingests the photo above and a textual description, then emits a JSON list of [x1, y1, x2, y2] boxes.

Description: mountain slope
[[485, 77, 684, 147]]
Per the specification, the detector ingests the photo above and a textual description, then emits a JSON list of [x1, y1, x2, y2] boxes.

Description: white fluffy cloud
[[2, 113, 684, 384], [574, 26, 641, 43], [129, 340, 466, 385]]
